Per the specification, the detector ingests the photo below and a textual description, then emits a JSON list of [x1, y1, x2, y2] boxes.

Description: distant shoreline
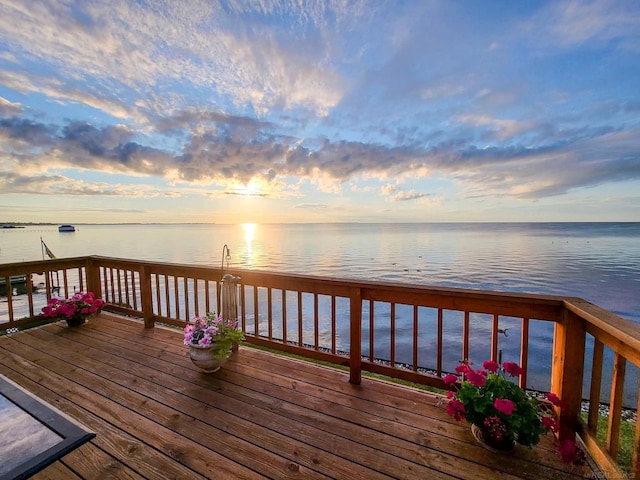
[[1, 221, 639, 226]]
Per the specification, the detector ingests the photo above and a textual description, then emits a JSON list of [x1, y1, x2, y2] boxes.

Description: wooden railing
[[1, 256, 638, 478]]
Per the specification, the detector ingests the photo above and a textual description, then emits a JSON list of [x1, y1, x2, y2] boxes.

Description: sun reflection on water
[[242, 223, 256, 266]]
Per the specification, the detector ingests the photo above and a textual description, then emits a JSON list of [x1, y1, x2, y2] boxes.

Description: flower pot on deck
[[65, 315, 88, 327], [188, 344, 230, 373], [471, 424, 515, 453]]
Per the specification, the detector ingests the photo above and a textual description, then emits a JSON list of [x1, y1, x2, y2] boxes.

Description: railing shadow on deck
[[1, 255, 639, 479]]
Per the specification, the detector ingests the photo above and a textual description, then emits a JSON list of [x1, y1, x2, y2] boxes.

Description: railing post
[[85, 257, 102, 298], [551, 308, 586, 441], [139, 265, 154, 328], [349, 287, 362, 385]]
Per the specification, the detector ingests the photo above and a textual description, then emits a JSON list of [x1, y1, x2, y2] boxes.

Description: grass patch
[[580, 412, 636, 472]]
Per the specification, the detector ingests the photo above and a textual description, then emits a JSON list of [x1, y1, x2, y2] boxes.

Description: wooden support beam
[[551, 309, 586, 441], [349, 288, 362, 385]]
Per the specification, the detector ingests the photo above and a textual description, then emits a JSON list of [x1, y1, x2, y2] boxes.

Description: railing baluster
[[27, 275, 34, 318], [205, 280, 211, 313], [313, 293, 319, 350], [253, 286, 258, 336], [519, 318, 529, 389], [139, 265, 153, 328], [491, 313, 499, 361], [607, 353, 626, 460], [183, 277, 189, 320], [283, 289, 288, 346], [154, 274, 161, 316], [412, 305, 418, 372], [331, 295, 336, 354], [194, 279, 200, 317], [78, 267, 85, 292], [99, 267, 106, 301], [390, 302, 396, 367], [369, 300, 375, 362], [117, 269, 123, 306], [297, 291, 302, 345], [463, 311, 469, 361], [123, 270, 130, 307], [239, 283, 246, 333], [267, 288, 273, 340], [164, 275, 171, 318], [63, 269, 69, 298], [6, 277, 14, 324], [107, 268, 114, 302], [588, 339, 604, 433], [437, 308, 443, 376], [131, 271, 138, 310], [173, 276, 179, 320]]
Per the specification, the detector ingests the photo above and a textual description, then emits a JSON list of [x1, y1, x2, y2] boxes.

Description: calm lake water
[[2, 222, 639, 403]]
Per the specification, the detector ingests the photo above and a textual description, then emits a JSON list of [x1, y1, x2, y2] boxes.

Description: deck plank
[[0, 313, 597, 479]]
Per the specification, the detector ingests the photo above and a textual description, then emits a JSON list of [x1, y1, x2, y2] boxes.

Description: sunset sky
[[1, 0, 639, 224]]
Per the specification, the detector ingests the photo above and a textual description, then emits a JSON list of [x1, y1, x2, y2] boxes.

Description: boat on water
[[58, 225, 76, 232]]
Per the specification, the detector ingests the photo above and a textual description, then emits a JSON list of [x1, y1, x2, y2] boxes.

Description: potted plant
[[443, 359, 585, 464], [183, 312, 245, 373], [41, 291, 105, 327]]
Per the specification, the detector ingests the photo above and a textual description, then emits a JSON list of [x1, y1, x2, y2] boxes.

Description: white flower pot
[[188, 344, 230, 373]]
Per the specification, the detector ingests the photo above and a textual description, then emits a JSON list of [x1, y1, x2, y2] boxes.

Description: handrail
[[1, 255, 639, 478]]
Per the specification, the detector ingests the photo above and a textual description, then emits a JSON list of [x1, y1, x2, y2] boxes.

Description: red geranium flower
[[482, 360, 499, 373], [502, 361, 524, 377], [455, 363, 471, 375], [443, 373, 458, 385], [544, 392, 563, 407], [445, 399, 466, 421], [466, 369, 487, 387], [494, 398, 516, 415]]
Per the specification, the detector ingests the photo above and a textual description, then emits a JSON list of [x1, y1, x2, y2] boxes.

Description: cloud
[[295, 203, 328, 209], [0, 96, 22, 116], [524, 0, 640, 51], [1, 0, 639, 217], [2, 107, 639, 202], [0, 171, 135, 196], [381, 184, 431, 202], [0, 0, 350, 120]]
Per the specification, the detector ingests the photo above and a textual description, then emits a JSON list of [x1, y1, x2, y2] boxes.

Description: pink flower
[[466, 369, 487, 387], [482, 360, 499, 373], [446, 399, 466, 421], [455, 363, 471, 375], [502, 362, 523, 377], [541, 416, 559, 432], [443, 374, 458, 385], [493, 398, 515, 415], [446, 390, 455, 399], [544, 392, 563, 407]]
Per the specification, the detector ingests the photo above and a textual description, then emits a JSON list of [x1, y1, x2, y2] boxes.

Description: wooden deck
[[0, 313, 599, 480]]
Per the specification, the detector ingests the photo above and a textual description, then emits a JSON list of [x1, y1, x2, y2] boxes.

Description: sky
[[1, 0, 639, 224]]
